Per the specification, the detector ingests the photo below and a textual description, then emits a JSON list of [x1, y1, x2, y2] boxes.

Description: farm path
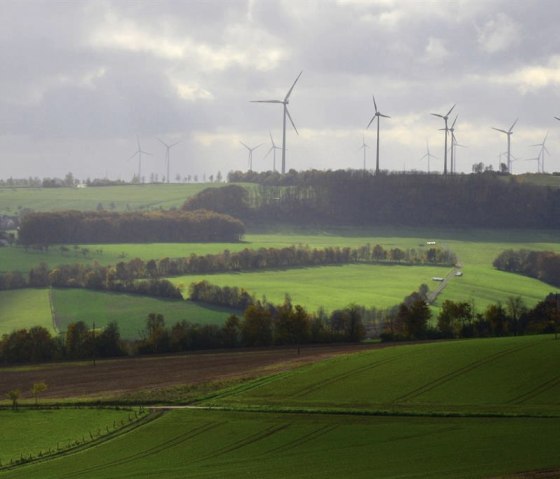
[[426, 264, 462, 304]]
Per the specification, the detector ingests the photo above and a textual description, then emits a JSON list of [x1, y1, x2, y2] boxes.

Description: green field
[[0, 289, 54, 335], [3, 406, 560, 478], [207, 335, 560, 417], [2, 336, 560, 477], [0, 183, 221, 215], [172, 263, 452, 312], [51, 289, 238, 339], [0, 408, 140, 466]]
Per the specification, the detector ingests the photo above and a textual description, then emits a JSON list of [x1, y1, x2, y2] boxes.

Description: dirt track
[[0, 343, 377, 400]]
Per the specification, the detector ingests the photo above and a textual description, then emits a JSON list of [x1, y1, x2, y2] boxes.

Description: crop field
[[208, 335, 560, 417], [0, 289, 54, 335], [0, 408, 139, 466], [3, 408, 560, 479], [2, 336, 560, 477], [173, 263, 452, 312], [0, 183, 220, 215]]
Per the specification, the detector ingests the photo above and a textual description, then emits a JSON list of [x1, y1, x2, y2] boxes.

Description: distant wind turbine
[[530, 133, 549, 173], [555, 116, 560, 121], [240, 141, 263, 171], [492, 119, 518, 174], [263, 132, 282, 172], [358, 134, 370, 171], [128, 136, 152, 182], [431, 104, 455, 175], [157, 138, 181, 183], [251, 71, 303, 174], [366, 94, 390, 174], [419, 140, 438, 174]]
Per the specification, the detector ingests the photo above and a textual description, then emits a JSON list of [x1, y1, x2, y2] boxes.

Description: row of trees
[[0, 263, 182, 300], [18, 209, 245, 245], [1, 298, 366, 364], [0, 322, 125, 364], [493, 249, 560, 288], [382, 293, 560, 341], [221, 171, 560, 229]]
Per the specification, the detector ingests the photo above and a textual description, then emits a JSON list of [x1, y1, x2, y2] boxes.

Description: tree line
[[220, 171, 560, 229], [493, 249, 560, 288], [0, 243, 456, 293], [0, 297, 366, 364], [18, 209, 245, 245]]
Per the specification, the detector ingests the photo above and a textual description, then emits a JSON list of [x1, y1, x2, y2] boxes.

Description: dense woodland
[[18, 210, 244, 244], [493, 249, 560, 288], [214, 171, 560, 228]]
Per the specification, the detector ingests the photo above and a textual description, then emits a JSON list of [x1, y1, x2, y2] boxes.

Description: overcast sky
[[1, 0, 560, 181]]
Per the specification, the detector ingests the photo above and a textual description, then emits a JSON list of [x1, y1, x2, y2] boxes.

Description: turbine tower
[[431, 104, 455, 175], [240, 141, 262, 171], [358, 134, 370, 171], [491, 119, 518, 174], [128, 136, 151, 182], [157, 138, 181, 183], [251, 71, 303, 174], [366, 94, 390, 174], [263, 132, 282, 172], [531, 133, 549, 173], [419, 140, 438, 174]]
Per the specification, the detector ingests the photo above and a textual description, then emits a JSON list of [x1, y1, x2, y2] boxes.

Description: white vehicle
[[432, 277, 444, 282]]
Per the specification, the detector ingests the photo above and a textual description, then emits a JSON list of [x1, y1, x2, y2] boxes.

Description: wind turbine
[[251, 71, 303, 174], [157, 138, 181, 183], [419, 140, 438, 174], [531, 133, 549, 173], [128, 136, 151, 183], [240, 141, 262, 171], [263, 132, 282, 172], [366, 94, 390, 174], [555, 116, 560, 121], [491, 119, 518, 174], [431, 104, 455, 175], [358, 134, 370, 171]]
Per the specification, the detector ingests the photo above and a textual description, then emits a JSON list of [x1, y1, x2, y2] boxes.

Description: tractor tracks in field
[[57, 420, 224, 479], [394, 342, 536, 404], [508, 376, 560, 405]]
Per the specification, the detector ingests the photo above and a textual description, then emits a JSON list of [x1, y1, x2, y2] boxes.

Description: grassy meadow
[[0, 289, 54, 336], [51, 289, 237, 339]]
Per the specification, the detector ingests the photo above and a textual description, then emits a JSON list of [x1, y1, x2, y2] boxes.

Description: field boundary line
[[48, 287, 59, 334], [0, 408, 163, 474], [509, 376, 560, 405]]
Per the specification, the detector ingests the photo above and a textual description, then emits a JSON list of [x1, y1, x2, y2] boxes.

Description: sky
[[1, 0, 560, 181]]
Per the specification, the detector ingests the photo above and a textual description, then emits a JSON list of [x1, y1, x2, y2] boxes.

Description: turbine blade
[[372, 95, 378, 113], [366, 116, 376, 129], [127, 151, 138, 161], [492, 127, 508, 134], [169, 140, 181, 148], [269, 131, 275, 146], [451, 114, 458, 128], [284, 71, 303, 102], [240, 141, 250, 150], [263, 146, 273, 159], [509, 118, 518, 132], [555, 116, 560, 121], [254, 143, 263, 150], [446, 104, 456, 117], [431, 113, 444, 119], [286, 108, 299, 135], [250, 100, 284, 104], [379, 113, 391, 119]]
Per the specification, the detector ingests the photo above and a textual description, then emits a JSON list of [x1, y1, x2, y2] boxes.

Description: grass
[[0, 183, 220, 215], [3, 408, 560, 478], [172, 263, 452, 312], [0, 289, 54, 336], [206, 335, 560, 417], [51, 289, 238, 339], [0, 408, 140, 466]]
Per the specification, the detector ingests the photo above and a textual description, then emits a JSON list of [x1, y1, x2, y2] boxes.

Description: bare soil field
[[0, 343, 377, 401]]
